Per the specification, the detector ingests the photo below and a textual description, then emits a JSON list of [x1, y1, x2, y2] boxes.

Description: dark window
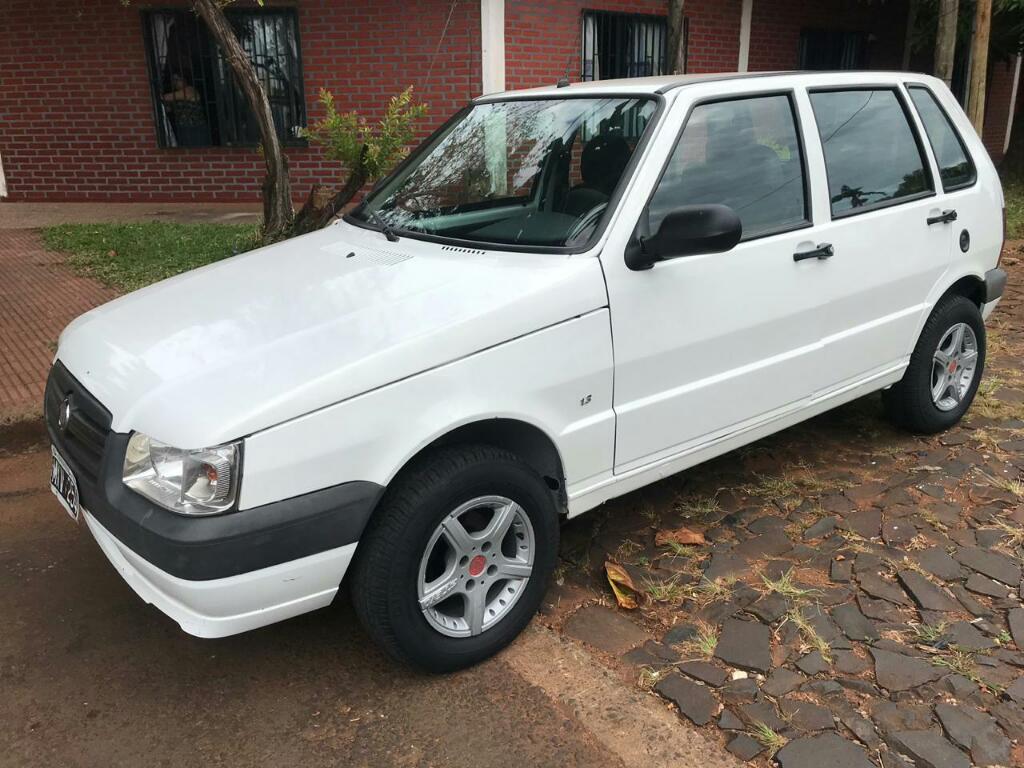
[[143, 8, 305, 148], [798, 29, 869, 70], [908, 86, 976, 191], [810, 89, 931, 217], [647, 94, 809, 241], [581, 11, 671, 81]]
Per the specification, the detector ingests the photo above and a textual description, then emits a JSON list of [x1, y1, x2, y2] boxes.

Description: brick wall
[[504, 0, 742, 91], [0, 0, 481, 203], [982, 57, 1018, 162], [747, 0, 907, 72]]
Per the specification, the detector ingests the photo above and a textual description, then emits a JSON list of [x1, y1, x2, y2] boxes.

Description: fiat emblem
[[58, 396, 72, 431]]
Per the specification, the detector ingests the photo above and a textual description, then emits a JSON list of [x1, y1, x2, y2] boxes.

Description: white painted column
[[480, 0, 505, 95], [0, 152, 6, 198], [737, 0, 753, 72], [1004, 55, 1022, 154]]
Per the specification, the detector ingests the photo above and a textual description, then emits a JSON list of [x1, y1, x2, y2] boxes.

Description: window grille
[[142, 7, 306, 148], [581, 11, 672, 82]]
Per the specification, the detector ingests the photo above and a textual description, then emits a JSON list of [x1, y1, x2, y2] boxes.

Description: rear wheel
[[883, 294, 985, 434], [350, 445, 559, 672]]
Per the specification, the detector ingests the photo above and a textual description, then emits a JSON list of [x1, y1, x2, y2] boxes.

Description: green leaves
[[301, 86, 428, 182]]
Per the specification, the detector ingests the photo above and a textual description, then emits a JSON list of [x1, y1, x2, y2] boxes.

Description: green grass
[[42, 222, 260, 293], [1003, 175, 1024, 239]]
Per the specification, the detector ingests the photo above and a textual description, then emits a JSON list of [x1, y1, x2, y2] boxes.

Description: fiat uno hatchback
[[47, 71, 1007, 671]]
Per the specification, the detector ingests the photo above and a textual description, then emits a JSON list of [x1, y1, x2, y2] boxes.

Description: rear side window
[[907, 85, 977, 191], [810, 89, 932, 217], [648, 94, 809, 240]]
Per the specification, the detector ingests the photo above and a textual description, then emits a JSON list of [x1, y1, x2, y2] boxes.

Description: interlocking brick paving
[[0, 230, 115, 422], [554, 247, 1024, 767]]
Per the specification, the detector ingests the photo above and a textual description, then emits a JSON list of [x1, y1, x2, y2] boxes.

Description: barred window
[[143, 8, 306, 148], [581, 11, 671, 82]]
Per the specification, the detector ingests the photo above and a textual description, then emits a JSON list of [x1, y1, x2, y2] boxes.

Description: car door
[[801, 84, 954, 397], [603, 88, 834, 473]]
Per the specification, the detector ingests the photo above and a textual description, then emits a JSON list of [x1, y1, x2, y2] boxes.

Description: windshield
[[351, 96, 658, 249]]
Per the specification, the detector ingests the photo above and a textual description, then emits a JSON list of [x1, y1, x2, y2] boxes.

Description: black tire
[[883, 294, 986, 434], [349, 444, 559, 673]]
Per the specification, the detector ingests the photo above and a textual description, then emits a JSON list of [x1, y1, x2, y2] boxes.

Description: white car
[[47, 71, 1006, 671]]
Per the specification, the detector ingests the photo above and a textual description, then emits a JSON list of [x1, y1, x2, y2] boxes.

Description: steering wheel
[[566, 203, 608, 244]]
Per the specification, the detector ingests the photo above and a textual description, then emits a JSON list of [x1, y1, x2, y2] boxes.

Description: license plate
[[50, 446, 80, 523]]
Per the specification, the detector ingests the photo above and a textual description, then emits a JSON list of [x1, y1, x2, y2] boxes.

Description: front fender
[[238, 310, 615, 510]]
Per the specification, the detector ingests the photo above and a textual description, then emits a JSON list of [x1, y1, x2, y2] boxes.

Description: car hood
[[57, 221, 608, 447]]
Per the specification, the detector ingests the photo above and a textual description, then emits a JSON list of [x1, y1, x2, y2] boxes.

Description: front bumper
[[46, 361, 384, 635], [84, 510, 357, 637]]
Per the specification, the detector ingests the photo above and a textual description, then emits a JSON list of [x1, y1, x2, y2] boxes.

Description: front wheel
[[349, 445, 559, 672], [883, 294, 986, 434]]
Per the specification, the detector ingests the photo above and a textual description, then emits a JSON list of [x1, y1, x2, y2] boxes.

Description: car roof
[[475, 70, 941, 101]]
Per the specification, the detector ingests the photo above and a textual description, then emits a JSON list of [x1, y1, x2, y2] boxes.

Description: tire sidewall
[[904, 296, 986, 431], [383, 456, 559, 672]]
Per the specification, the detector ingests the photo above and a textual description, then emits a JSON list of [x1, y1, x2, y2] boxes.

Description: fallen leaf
[[604, 560, 640, 609], [655, 526, 707, 547]]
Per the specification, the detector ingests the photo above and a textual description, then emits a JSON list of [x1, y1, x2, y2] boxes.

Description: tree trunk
[[193, 0, 293, 242], [901, 0, 918, 70], [934, 0, 959, 86], [289, 147, 369, 237], [967, 0, 993, 133], [667, 0, 686, 75]]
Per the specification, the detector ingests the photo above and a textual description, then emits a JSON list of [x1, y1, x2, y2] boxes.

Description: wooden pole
[[934, 0, 959, 87], [967, 0, 993, 133]]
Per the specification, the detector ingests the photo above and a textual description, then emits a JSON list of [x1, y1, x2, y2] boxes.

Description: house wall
[[0, 0, 481, 203], [0, 0, 1017, 203], [747, 0, 908, 72]]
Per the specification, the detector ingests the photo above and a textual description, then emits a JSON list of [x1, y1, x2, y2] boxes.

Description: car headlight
[[122, 432, 241, 516]]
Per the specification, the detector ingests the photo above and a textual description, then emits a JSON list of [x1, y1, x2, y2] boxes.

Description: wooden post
[[967, 0, 993, 133], [667, 0, 686, 75], [934, 0, 959, 87], [193, 0, 293, 240]]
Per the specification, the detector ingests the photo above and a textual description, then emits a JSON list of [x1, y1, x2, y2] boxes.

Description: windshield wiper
[[366, 209, 400, 242]]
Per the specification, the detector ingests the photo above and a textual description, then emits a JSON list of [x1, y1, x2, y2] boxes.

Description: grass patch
[[760, 568, 820, 601], [675, 494, 721, 519], [643, 576, 689, 603], [908, 621, 949, 646], [785, 607, 832, 663], [749, 722, 787, 757], [1003, 174, 1024, 239], [673, 620, 719, 658], [690, 576, 736, 607], [43, 222, 259, 293], [991, 518, 1024, 550]]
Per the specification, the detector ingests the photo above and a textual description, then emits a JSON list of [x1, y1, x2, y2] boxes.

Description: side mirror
[[625, 204, 742, 270]]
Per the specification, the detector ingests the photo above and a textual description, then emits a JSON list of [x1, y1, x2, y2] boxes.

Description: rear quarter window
[[809, 88, 933, 217], [907, 85, 977, 191]]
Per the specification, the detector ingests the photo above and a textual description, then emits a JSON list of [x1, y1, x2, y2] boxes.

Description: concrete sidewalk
[[0, 201, 262, 229]]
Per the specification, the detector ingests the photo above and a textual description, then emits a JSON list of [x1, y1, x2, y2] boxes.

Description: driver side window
[[648, 93, 810, 241]]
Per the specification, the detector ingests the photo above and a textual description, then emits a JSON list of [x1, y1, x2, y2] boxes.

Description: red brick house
[[1, 0, 1020, 203]]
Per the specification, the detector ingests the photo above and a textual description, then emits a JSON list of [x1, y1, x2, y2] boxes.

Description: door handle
[[793, 243, 834, 262], [927, 209, 958, 225]]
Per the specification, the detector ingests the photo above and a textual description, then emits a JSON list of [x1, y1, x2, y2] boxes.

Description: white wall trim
[[0, 151, 6, 198], [1004, 54, 1022, 154], [480, 0, 505, 95], [737, 0, 753, 72]]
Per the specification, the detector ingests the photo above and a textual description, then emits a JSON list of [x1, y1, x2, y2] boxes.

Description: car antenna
[[367, 209, 400, 242]]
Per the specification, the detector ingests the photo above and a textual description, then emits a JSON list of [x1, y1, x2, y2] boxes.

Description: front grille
[[45, 362, 112, 485]]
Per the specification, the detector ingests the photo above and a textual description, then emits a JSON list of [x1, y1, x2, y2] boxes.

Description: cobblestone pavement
[[550, 247, 1024, 768], [0, 229, 115, 422]]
